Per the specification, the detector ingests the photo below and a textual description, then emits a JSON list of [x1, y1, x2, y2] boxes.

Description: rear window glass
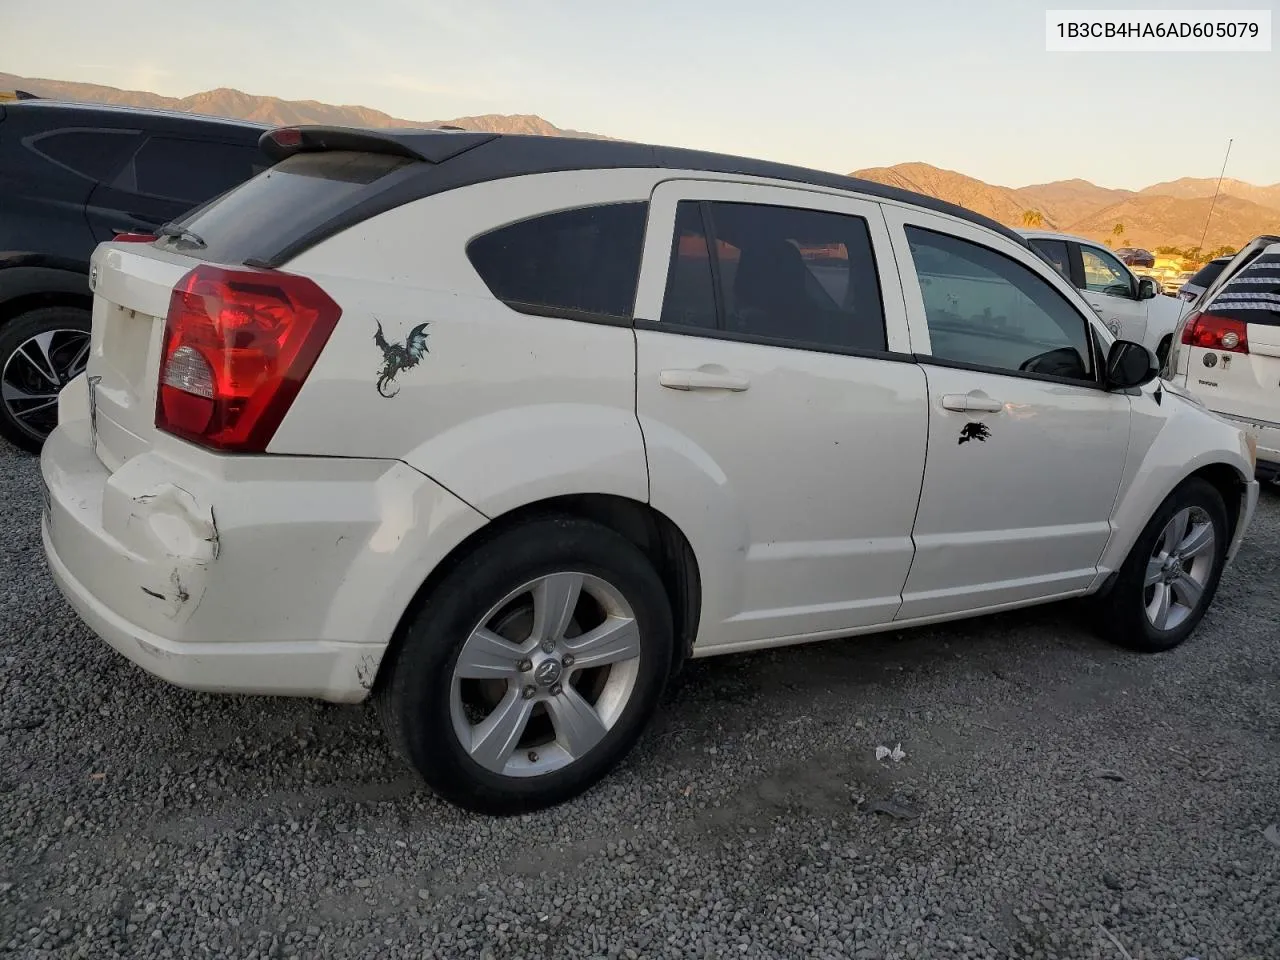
[[115, 136, 267, 204], [170, 151, 414, 263], [466, 203, 649, 320], [1188, 259, 1229, 288], [29, 129, 142, 182], [1208, 253, 1280, 325]]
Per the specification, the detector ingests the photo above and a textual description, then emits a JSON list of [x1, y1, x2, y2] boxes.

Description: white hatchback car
[[1165, 239, 1280, 485], [41, 127, 1259, 813]]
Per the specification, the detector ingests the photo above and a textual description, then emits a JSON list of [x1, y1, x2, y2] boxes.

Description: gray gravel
[[1, 435, 1277, 960]]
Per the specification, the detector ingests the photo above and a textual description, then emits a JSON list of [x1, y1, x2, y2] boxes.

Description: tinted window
[[467, 203, 648, 319], [1080, 246, 1134, 296], [1188, 259, 1229, 288], [30, 130, 141, 182], [116, 137, 266, 204], [173, 150, 413, 264], [660, 202, 718, 329], [1029, 238, 1071, 280], [1208, 253, 1280, 327], [906, 226, 1093, 380], [660, 200, 887, 352]]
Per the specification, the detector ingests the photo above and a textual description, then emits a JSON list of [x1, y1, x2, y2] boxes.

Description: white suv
[[1020, 230, 1190, 365], [40, 127, 1260, 814], [1165, 238, 1280, 485]]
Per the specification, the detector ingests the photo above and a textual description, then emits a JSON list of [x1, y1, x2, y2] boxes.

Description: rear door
[[86, 135, 266, 240], [632, 179, 929, 651]]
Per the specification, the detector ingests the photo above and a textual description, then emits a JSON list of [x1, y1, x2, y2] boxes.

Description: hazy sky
[[2, 0, 1277, 189]]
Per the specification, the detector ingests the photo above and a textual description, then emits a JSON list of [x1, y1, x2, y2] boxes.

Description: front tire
[[1093, 478, 1229, 653], [375, 516, 674, 815]]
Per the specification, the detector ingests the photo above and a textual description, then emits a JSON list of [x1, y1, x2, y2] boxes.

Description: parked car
[[1115, 247, 1155, 268], [0, 96, 267, 451], [1165, 237, 1280, 483], [1020, 230, 1189, 365], [41, 127, 1260, 814], [1176, 255, 1242, 306]]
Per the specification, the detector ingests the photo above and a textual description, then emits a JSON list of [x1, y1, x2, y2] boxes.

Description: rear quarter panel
[[268, 168, 668, 518]]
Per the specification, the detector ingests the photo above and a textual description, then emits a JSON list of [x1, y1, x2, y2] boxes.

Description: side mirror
[[1105, 339, 1159, 390], [1137, 277, 1158, 300]]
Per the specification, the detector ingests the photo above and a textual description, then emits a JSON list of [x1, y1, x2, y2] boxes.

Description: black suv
[[0, 97, 266, 451]]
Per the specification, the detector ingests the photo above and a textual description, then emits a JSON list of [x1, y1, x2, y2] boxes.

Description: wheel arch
[[0, 261, 92, 328], [374, 492, 702, 692]]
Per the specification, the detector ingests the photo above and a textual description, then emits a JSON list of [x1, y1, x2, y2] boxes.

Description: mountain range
[[4, 71, 1278, 251]]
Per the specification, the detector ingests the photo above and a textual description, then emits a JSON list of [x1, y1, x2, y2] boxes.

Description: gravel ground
[[1, 437, 1277, 960]]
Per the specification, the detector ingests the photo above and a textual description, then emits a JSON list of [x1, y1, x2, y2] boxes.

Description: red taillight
[[114, 233, 158, 243], [155, 265, 341, 452], [1180, 311, 1249, 354]]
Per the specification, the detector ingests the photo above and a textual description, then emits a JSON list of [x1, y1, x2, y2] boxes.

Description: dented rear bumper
[[39, 417, 486, 702]]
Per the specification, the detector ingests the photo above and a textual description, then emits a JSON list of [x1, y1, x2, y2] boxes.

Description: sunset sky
[[2, 0, 1276, 189]]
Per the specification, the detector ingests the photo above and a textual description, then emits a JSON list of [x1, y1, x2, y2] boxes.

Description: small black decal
[[958, 422, 990, 445], [373, 319, 430, 398]]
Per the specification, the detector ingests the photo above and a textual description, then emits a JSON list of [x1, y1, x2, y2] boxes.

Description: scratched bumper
[[39, 418, 483, 703]]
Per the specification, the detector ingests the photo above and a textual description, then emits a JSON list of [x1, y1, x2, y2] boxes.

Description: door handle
[[659, 368, 750, 392], [941, 393, 1003, 413]]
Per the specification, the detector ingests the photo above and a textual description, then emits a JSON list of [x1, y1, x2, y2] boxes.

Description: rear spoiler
[[258, 125, 497, 165]]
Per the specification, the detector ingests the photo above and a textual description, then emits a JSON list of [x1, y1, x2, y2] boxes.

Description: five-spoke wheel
[[1094, 477, 1229, 652], [376, 517, 673, 815]]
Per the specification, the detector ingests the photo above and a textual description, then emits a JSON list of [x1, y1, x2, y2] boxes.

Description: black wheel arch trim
[[0, 258, 91, 316]]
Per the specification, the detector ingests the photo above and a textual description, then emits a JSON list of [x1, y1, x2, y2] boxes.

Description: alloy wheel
[[1, 329, 90, 441], [1144, 506, 1216, 631], [449, 571, 642, 778]]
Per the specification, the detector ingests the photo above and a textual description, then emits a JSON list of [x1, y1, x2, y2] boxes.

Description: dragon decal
[[958, 422, 990, 445], [373, 320, 430, 398]]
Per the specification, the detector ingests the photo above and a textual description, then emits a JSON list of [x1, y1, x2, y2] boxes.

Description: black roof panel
[[251, 125, 1032, 266], [2, 99, 267, 138]]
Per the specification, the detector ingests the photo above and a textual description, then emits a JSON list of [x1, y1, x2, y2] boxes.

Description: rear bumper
[[40, 418, 486, 702]]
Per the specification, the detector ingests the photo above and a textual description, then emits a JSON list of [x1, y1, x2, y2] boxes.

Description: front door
[[1076, 242, 1149, 345], [631, 180, 929, 651], [881, 207, 1132, 620]]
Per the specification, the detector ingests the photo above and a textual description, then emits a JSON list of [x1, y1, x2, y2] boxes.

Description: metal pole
[[1197, 138, 1233, 255]]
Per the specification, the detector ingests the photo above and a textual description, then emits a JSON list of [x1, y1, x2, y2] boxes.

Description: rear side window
[[467, 203, 649, 320], [172, 150, 414, 264], [114, 136, 267, 204], [28, 129, 142, 182], [659, 199, 888, 353]]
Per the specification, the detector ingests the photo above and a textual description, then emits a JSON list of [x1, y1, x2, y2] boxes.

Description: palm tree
[[1021, 210, 1045, 228], [1112, 223, 1125, 243]]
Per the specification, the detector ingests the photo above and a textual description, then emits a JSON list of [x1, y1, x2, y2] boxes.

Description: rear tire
[[1091, 478, 1228, 653], [375, 516, 673, 815], [0, 306, 91, 453]]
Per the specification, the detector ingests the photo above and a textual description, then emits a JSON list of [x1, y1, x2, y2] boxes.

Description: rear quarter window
[[28, 129, 142, 182], [466, 203, 649, 321], [114, 136, 267, 205]]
